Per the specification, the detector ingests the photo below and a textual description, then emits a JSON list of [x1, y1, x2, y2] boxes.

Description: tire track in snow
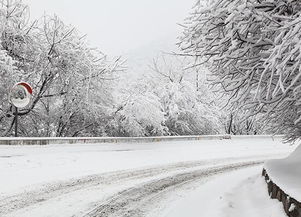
[[82, 161, 263, 217], [0, 160, 218, 215]]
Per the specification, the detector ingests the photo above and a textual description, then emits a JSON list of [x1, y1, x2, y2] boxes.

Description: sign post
[[15, 107, 18, 137], [9, 82, 33, 137]]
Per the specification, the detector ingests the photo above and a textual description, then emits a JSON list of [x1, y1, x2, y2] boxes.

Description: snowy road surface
[[0, 137, 294, 217]]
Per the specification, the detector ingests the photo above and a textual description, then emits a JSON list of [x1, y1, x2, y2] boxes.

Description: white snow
[[0, 137, 295, 217], [0, 137, 291, 196], [159, 167, 286, 217], [289, 204, 296, 212], [265, 143, 301, 201]]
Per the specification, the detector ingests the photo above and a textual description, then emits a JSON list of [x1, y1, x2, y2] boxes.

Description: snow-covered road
[[0, 137, 295, 217]]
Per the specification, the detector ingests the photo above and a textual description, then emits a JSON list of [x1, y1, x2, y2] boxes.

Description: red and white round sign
[[10, 82, 33, 108]]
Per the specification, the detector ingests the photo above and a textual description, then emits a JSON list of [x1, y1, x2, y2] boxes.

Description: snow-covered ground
[[0, 137, 295, 217], [160, 167, 286, 217]]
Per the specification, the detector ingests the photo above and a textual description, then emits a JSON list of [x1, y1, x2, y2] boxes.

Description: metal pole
[[15, 106, 18, 137]]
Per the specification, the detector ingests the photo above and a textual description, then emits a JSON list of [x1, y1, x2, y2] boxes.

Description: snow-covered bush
[[180, 0, 301, 141]]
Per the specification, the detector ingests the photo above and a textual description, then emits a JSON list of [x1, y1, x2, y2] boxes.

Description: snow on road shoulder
[[223, 174, 285, 217], [160, 166, 286, 217], [265, 144, 301, 202]]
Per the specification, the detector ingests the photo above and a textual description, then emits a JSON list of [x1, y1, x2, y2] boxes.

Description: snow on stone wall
[[263, 144, 301, 217]]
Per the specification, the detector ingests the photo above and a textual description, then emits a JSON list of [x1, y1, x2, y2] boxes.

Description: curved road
[[0, 160, 263, 217]]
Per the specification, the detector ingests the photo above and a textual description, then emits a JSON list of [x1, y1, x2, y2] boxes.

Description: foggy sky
[[24, 0, 196, 57]]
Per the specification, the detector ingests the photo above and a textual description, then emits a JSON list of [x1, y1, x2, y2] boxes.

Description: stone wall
[[262, 169, 301, 217]]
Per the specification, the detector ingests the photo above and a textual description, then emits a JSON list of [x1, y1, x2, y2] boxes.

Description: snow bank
[[265, 144, 301, 202], [264, 144, 301, 217]]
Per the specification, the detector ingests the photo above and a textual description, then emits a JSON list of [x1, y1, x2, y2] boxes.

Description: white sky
[[24, 0, 196, 57]]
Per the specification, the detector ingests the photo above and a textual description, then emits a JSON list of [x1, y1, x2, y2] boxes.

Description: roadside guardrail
[[0, 135, 283, 145]]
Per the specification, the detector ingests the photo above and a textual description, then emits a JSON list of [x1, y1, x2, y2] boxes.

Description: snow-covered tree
[[106, 91, 167, 137], [224, 111, 268, 135], [109, 54, 223, 137], [150, 55, 222, 135], [180, 0, 301, 141], [0, 0, 124, 137]]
